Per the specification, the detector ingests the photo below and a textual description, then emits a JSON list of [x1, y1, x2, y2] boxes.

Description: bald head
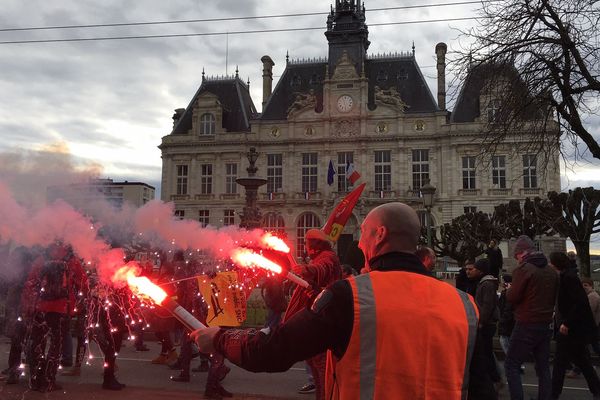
[[358, 202, 421, 267]]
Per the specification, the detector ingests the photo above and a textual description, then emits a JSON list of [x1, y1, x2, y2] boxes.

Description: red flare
[[261, 232, 290, 253], [231, 248, 283, 274], [114, 266, 167, 305]]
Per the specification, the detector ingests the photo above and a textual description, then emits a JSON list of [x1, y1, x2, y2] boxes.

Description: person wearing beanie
[[505, 235, 559, 400], [466, 259, 501, 397]]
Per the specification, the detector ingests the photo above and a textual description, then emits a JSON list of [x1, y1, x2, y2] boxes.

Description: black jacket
[[497, 290, 515, 337], [555, 267, 597, 342], [475, 275, 499, 326], [456, 268, 478, 296]]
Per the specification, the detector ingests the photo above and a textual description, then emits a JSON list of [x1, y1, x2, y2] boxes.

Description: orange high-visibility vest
[[325, 271, 479, 400]]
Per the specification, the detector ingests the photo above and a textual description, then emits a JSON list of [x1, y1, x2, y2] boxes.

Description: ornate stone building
[[159, 0, 561, 260]]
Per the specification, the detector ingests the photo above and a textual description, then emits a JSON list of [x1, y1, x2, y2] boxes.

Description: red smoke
[[0, 181, 291, 287]]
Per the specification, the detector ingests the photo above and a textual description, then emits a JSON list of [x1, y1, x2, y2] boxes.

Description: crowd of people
[[2, 201, 600, 400], [0, 243, 237, 398], [191, 203, 600, 400]]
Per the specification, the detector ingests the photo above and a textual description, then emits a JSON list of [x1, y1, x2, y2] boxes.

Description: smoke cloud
[[0, 145, 274, 286]]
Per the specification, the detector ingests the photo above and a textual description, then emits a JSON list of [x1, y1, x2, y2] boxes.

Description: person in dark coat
[[456, 259, 478, 296], [498, 275, 515, 354], [549, 251, 600, 399], [505, 235, 559, 400], [261, 274, 287, 329], [466, 259, 501, 398]]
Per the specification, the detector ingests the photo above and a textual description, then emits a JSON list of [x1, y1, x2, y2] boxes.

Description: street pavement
[[0, 338, 595, 399]]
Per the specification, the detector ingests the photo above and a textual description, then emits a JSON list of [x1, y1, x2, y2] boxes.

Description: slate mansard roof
[[259, 55, 438, 121], [172, 76, 257, 134]]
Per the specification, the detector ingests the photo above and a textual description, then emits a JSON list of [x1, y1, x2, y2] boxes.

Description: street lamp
[[420, 179, 437, 247]]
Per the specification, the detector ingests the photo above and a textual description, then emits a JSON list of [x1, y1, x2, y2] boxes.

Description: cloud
[[0, 144, 102, 208]]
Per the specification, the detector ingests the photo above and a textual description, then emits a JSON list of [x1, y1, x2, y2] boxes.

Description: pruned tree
[[492, 198, 554, 240], [535, 187, 600, 277], [430, 212, 495, 266], [452, 0, 600, 163]]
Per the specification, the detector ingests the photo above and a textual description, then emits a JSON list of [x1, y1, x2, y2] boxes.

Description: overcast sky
[[1, 0, 598, 250]]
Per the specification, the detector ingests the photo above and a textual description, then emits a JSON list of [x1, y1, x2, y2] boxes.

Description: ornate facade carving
[[332, 119, 360, 137], [374, 86, 408, 112], [287, 89, 317, 116], [331, 51, 359, 81]]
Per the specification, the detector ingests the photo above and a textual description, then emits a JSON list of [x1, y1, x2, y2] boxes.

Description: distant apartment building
[[47, 178, 155, 210]]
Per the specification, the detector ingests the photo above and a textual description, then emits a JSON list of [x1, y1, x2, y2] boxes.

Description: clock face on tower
[[337, 95, 354, 112]]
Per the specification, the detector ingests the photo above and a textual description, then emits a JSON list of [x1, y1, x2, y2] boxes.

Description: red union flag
[[322, 183, 366, 242]]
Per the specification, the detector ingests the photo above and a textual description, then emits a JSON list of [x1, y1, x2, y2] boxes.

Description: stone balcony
[[458, 188, 480, 196], [520, 187, 542, 195], [488, 188, 512, 196]]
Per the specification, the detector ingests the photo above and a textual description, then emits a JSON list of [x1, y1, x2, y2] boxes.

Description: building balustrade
[[520, 187, 541, 195], [458, 188, 480, 196], [294, 191, 323, 200], [260, 192, 286, 201], [171, 194, 190, 200], [219, 193, 241, 200], [488, 188, 512, 196], [194, 193, 215, 200], [368, 190, 397, 199], [406, 189, 422, 199]]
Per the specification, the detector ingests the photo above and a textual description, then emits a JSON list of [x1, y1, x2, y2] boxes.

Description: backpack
[[38, 260, 69, 301]]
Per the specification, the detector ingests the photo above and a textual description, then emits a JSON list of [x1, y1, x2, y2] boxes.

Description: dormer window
[[397, 68, 408, 80], [291, 75, 302, 88], [200, 113, 215, 135], [486, 99, 501, 122], [376, 70, 388, 82]]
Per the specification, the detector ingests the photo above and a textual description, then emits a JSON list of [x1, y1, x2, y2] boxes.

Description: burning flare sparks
[[114, 266, 167, 305], [260, 233, 290, 253], [231, 248, 283, 274]]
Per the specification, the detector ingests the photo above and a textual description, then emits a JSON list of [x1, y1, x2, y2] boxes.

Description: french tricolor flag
[[304, 192, 310, 200], [379, 190, 385, 199], [268, 192, 274, 200], [346, 162, 361, 185]]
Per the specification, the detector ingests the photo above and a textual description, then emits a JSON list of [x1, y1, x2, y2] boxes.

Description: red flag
[[322, 183, 366, 242]]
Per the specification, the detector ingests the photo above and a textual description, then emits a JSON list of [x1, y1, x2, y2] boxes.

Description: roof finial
[[412, 41, 415, 56], [286, 50, 289, 64], [235, 65, 239, 77], [247, 76, 250, 88], [202, 67, 205, 81]]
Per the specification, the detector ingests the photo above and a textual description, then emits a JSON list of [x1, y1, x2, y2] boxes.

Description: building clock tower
[[325, 0, 370, 79]]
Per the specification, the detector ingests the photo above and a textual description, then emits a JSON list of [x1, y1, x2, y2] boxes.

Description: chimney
[[435, 42, 447, 110], [172, 108, 185, 128], [261, 55, 275, 110]]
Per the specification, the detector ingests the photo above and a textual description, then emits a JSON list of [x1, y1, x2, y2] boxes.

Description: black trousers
[[480, 323, 502, 383], [29, 312, 68, 387], [552, 334, 600, 397], [92, 309, 123, 382], [8, 319, 27, 373]]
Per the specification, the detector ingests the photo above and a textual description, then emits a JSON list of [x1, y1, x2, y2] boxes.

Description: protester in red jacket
[[21, 242, 88, 392], [283, 229, 341, 400]]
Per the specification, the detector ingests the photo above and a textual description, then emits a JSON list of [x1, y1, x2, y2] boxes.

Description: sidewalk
[[0, 339, 308, 400]]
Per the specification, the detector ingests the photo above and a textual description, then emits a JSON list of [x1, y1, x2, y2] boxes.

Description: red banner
[[322, 183, 366, 242]]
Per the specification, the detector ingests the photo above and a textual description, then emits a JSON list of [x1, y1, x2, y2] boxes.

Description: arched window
[[263, 212, 285, 236], [296, 212, 321, 259], [199, 113, 215, 135]]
